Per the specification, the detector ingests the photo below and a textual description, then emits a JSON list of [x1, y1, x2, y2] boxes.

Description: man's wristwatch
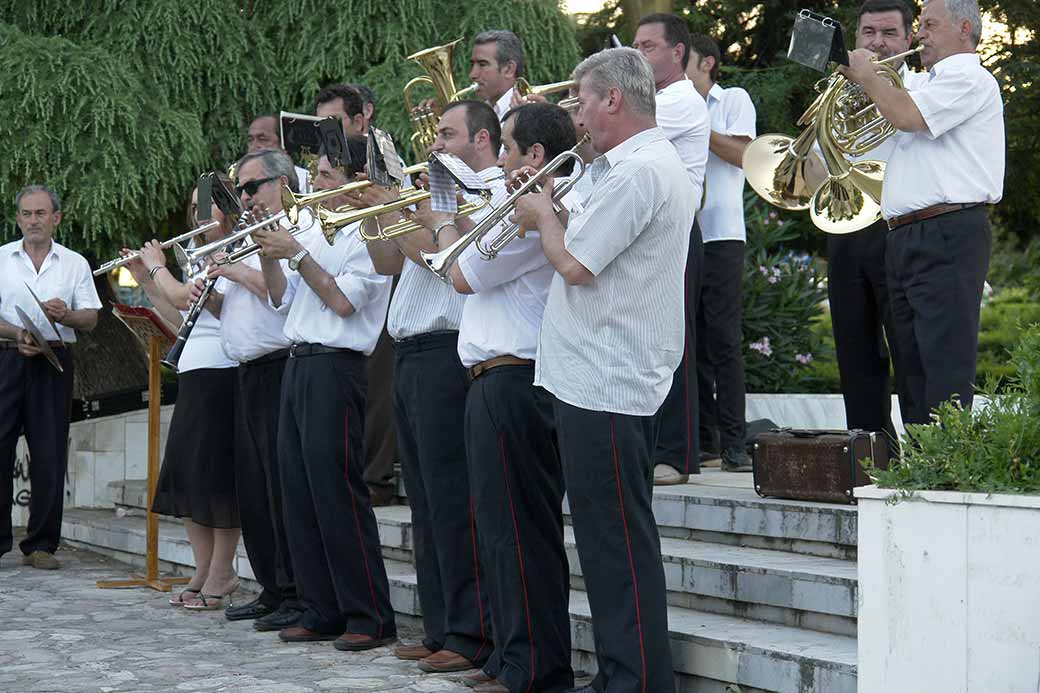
[[288, 248, 310, 271]]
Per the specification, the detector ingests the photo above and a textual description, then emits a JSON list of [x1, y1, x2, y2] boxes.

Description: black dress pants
[[827, 220, 898, 442], [278, 349, 396, 637], [696, 240, 747, 454], [654, 220, 704, 474], [553, 397, 674, 693], [885, 206, 992, 425], [466, 367, 572, 693], [237, 353, 297, 610], [392, 332, 492, 664], [0, 347, 74, 556]]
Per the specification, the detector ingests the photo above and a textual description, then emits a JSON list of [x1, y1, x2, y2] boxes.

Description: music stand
[[96, 304, 189, 592]]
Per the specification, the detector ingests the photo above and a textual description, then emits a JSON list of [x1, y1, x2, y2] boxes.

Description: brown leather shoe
[[473, 682, 508, 693], [394, 642, 435, 660], [333, 632, 397, 652], [23, 551, 59, 570], [460, 669, 494, 688], [278, 626, 338, 643], [418, 648, 475, 673]]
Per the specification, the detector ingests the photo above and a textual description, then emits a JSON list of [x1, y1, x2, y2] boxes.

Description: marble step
[[62, 509, 856, 693], [382, 558, 857, 693], [374, 506, 857, 637]]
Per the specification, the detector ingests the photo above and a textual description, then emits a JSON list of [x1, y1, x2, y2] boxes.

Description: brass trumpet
[[515, 78, 576, 100], [422, 136, 590, 280], [93, 220, 221, 276]]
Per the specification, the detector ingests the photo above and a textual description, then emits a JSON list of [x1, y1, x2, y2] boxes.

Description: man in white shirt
[[204, 149, 302, 630], [632, 12, 710, 485], [253, 149, 396, 651], [356, 101, 497, 676], [821, 0, 920, 446], [512, 47, 696, 693], [470, 30, 524, 124], [840, 0, 1004, 425], [425, 102, 578, 693], [685, 33, 757, 472], [0, 185, 100, 570]]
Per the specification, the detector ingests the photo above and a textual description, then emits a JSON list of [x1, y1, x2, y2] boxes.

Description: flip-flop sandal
[[168, 588, 201, 607], [182, 580, 239, 611]]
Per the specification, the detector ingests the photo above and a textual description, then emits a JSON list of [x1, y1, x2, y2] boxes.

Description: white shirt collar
[[930, 52, 980, 77], [602, 127, 665, 169], [707, 82, 724, 104], [494, 88, 515, 119], [12, 239, 58, 258]]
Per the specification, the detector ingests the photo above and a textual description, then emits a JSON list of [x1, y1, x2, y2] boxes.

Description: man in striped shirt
[[513, 48, 695, 693]]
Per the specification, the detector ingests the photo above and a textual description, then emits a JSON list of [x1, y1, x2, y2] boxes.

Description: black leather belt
[[288, 342, 361, 358], [241, 347, 290, 367], [392, 330, 459, 355]]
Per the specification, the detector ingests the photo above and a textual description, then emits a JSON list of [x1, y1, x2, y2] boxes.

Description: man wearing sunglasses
[[201, 148, 303, 633]]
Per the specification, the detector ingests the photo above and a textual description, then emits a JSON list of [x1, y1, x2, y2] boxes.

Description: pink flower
[[795, 353, 813, 365], [750, 336, 773, 357], [767, 275, 779, 284]]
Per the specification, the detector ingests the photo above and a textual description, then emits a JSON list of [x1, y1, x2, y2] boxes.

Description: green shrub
[[741, 193, 828, 393], [870, 324, 1040, 495]]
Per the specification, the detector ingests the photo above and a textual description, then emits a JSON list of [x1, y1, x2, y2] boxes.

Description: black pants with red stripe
[[553, 397, 674, 693], [466, 367, 572, 693], [393, 333, 492, 664], [277, 349, 396, 638], [0, 347, 74, 557], [654, 220, 704, 475]]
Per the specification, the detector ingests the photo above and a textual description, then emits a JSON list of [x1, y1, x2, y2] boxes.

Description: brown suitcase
[[751, 428, 889, 504]]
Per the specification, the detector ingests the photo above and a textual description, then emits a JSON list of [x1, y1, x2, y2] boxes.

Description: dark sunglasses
[[236, 176, 278, 197]]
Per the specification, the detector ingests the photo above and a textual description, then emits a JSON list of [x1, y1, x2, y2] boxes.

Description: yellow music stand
[[97, 305, 189, 592]]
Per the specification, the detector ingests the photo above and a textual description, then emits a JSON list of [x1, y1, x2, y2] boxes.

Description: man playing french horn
[[839, 0, 1004, 426]]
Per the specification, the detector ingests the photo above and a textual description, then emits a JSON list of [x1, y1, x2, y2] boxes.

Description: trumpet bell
[[809, 160, 885, 234], [743, 134, 826, 211]]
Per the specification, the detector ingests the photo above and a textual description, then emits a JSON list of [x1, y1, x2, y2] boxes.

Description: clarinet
[[160, 211, 255, 370]]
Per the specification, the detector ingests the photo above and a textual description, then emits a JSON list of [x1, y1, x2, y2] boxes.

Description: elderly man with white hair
[[840, 0, 1005, 426], [512, 46, 696, 693]]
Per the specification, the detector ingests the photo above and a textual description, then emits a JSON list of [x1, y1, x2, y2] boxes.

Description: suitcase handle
[[771, 427, 856, 438]]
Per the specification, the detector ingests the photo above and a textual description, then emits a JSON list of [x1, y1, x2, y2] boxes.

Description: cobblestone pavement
[[0, 544, 474, 693]]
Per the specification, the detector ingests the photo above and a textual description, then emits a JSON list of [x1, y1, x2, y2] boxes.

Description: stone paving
[[0, 544, 474, 693]]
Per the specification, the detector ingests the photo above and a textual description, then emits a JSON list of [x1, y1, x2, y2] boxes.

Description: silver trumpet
[[181, 208, 289, 269], [421, 137, 589, 281], [93, 220, 221, 276]]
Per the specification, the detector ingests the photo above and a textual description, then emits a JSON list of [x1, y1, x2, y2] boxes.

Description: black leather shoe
[[254, 605, 303, 631], [224, 597, 275, 621]]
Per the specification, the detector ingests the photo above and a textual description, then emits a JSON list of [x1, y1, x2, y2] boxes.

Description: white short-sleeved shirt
[[0, 239, 101, 343], [455, 181, 580, 368], [219, 251, 292, 362], [276, 212, 392, 355], [700, 83, 757, 243], [493, 88, 516, 123], [881, 53, 1005, 219], [176, 275, 237, 373], [655, 78, 709, 207], [535, 128, 697, 416]]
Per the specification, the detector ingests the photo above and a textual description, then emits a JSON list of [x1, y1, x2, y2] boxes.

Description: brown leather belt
[[0, 339, 64, 349], [887, 203, 979, 230], [468, 355, 534, 380]]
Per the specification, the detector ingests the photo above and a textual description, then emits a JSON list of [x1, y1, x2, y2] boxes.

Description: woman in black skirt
[[123, 178, 240, 609]]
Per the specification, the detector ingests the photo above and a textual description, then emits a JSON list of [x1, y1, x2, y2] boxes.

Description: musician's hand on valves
[[207, 251, 242, 281], [253, 226, 302, 261], [838, 49, 879, 86], [410, 196, 452, 232], [188, 277, 207, 304], [41, 298, 69, 324], [356, 179, 398, 209], [16, 328, 42, 358], [509, 172, 555, 238], [511, 91, 546, 109]]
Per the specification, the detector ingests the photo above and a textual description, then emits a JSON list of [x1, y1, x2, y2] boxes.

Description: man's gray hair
[[572, 48, 656, 119], [14, 184, 61, 213], [930, 0, 983, 46], [235, 148, 300, 193], [473, 30, 525, 78]]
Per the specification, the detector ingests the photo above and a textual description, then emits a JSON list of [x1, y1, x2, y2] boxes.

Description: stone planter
[[856, 484, 1040, 692]]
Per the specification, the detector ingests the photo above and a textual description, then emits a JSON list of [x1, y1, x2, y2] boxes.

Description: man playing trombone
[[251, 141, 396, 649], [423, 101, 581, 693]]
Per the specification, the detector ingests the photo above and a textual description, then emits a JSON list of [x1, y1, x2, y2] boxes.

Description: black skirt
[[152, 367, 240, 528]]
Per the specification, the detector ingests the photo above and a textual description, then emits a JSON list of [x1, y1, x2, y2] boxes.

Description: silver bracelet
[[147, 266, 164, 280], [431, 219, 457, 245]]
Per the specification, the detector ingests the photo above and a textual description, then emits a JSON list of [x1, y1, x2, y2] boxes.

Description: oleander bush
[[869, 324, 1040, 495], [741, 193, 829, 393]]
